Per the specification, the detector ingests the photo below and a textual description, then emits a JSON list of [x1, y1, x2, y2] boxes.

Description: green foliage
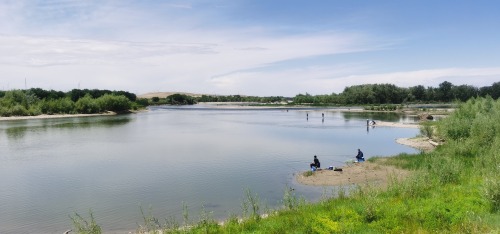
[[302, 170, 313, 177], [0, 88, 137, 116], [241, 188, 261, 220], [166, 93, 196, 105], [75, 94, 100, 114], [290, 81, 499, 106], [70, 211, 101, 234], [419, 121, 435, 138], [282, 186, 305, 210], [95, 94, 131, 112], [484, 174, 500, 213], [197, 94, 286, 103]]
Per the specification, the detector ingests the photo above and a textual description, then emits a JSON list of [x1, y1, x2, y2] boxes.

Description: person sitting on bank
[[310, 155, 320, 169], [355, 149, 365, 162]]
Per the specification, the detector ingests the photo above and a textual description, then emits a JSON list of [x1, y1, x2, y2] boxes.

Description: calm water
[[0, 105, 419, 233]]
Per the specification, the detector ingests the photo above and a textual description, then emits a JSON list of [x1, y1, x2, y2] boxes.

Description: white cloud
[[0, 29, 383, 95], [208, 66, 500, 96], [1, 1, 498, 96]]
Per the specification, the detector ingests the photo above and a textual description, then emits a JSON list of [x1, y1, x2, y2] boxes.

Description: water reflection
[[0, 109, 420, 233], [3, 115, 133, 140], [342, 111, 419, 123]]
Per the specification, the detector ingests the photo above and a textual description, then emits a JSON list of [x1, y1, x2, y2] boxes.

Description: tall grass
[[70, 210, 101, 234]]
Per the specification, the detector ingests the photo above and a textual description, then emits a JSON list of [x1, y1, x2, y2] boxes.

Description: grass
[[72, 97, 500, 234], [302, 170, 314, 177]]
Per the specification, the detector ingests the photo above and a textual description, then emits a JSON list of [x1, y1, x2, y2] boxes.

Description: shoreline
[[296, 158, 410, 187], [0, 112, 117, 121], [295, 122, 435, 187]]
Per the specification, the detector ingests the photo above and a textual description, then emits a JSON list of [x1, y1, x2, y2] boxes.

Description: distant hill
[[138, 92, 205, 99]]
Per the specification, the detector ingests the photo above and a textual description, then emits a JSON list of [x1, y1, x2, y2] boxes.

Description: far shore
[[0, 112, 117, 121]]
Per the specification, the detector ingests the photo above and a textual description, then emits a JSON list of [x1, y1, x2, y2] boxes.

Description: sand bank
[[296, 159, 409, 187], [372, 121, 419, 128]]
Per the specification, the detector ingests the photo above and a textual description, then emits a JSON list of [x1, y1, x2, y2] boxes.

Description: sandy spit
[[296, 159, 410, 187]]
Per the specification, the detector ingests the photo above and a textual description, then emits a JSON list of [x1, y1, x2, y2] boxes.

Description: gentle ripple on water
[[0, 108, 420, 233]]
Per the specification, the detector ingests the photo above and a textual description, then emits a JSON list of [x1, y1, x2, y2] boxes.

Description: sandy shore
[[396, 137, 436, 152], [372, 121, 419, 128], [296, 159, 410, 187], [0, 112, 116, 121]]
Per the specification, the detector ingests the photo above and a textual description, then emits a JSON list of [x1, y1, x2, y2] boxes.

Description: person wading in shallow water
[[310, 155, 320, 169]]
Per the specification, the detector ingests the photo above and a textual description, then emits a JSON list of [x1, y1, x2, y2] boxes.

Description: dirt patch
[[296, 159, 410, 187]]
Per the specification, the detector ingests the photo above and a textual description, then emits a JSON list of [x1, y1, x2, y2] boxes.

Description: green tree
[[410, 85, 426, 101], [452, 85, 478, 102], [166, 93, 195, 105], [96, 94, 131, 112], [75, 94, 100, 114], [437, 81, 454, 102]]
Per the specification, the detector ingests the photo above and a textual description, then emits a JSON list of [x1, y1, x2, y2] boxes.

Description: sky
[[0, 0, 499, 97]]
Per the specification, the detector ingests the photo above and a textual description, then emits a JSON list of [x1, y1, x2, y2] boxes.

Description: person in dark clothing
[[310, 155, 320, 169], [355, 149, 365, 162]]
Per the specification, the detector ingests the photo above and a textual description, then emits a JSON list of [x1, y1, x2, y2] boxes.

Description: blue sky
[[0, 0, 499, 96]]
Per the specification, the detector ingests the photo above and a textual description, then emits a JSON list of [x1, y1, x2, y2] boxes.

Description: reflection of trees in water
[[52, 116, 132, 128], [5, 126, 27, 139], [4, 116, 132, 139], [341, 112, 418, 123]]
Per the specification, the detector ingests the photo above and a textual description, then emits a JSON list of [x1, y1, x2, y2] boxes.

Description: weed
[[484, 174, 500, 213], [282, 186, 301, 210], [241, 188, 260, 220], [69, 210, 101, 234], [303, 170, 313, 177], [419, 121, 435, 138]]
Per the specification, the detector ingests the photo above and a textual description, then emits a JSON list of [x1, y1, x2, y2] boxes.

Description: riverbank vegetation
[[291, 81, 500, 105], [2, 81, 499, 117], [73, 97, 499, 233], [145, 81, 499, 107], [0, 88, 138, 116]]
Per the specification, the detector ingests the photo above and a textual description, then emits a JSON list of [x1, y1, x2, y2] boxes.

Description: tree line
[[1, 81, 499, 116], [0, 88, 137, 117], [292, 81, 500, 105], [149, 94, 287, 105]]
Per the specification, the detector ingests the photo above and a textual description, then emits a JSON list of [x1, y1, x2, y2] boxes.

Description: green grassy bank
[[74, 97, 500, 234]]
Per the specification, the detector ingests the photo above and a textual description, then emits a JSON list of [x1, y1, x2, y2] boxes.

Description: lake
[[0, 105, 420, 233]]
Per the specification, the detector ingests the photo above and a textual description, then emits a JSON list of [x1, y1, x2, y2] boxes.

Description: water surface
[[0, 106, 419, 233]]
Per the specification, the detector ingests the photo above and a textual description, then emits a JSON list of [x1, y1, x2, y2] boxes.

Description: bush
[[40, 98, 75, 114], [419, 121, 435, 138], [96, 94, 131, 112], [484, 174, 500, 213], [75, 94, 100, 114]]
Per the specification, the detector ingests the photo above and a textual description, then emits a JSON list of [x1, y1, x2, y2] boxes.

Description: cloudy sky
[[0, 0, 499, 96]]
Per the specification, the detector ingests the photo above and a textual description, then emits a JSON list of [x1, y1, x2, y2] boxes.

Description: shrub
[[75, 94, 100, 114], [96, 94, 131, 112], [70, 211, 101, 234], [484, 174, 500, 213], [419, 121, 434, 138]]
